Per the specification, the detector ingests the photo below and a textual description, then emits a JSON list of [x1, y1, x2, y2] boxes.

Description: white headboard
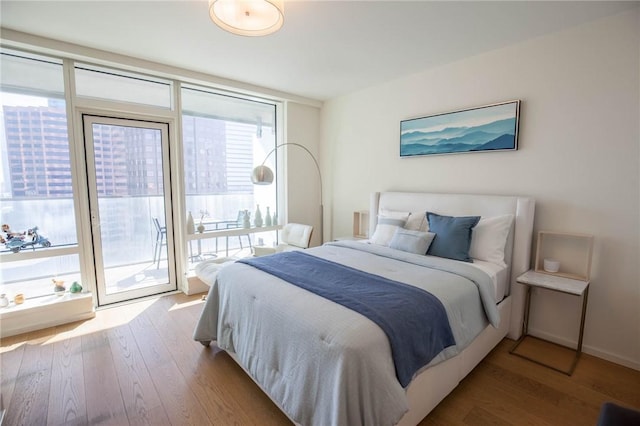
[[370, 191, 535, 339]]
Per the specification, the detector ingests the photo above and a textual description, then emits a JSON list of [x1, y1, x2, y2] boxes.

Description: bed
[[193, 191, 535, 425]]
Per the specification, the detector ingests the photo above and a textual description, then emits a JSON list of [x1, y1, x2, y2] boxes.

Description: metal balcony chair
[[225, 210, 252, 256], [152, 217, 167, 268]]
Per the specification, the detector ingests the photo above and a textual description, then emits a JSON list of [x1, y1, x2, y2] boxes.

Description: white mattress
[[467, 259, 508, 303]]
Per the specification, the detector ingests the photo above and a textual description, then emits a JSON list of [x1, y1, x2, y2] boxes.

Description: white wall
[[320, 9, 640, 369], [285, 102, 323, 247]]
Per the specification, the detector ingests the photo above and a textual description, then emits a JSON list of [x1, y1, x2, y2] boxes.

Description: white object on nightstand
[[543, 258, 560, 273], [510, 269, 590, 375]]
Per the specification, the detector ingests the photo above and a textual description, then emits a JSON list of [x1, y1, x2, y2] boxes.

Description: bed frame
[[225, 191, 535, 425], [370, 191, 535, 425]]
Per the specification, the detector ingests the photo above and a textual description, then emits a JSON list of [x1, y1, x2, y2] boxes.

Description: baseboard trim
[[0, 293, 95, 338], [528, 327, 640, 371]]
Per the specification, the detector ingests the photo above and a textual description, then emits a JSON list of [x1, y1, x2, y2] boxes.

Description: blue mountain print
[[400, 103, 519, 156]]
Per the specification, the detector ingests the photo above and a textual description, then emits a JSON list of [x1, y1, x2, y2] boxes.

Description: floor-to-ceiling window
[[0, 51, 81, 300], [181, 87, 278, 263], [0, 47, 282, 317]]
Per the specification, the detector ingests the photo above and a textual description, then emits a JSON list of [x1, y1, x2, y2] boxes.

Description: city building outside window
[[0, 50, 282, 304], [181, 87, 278, 261], [0, 52, 80, 299]]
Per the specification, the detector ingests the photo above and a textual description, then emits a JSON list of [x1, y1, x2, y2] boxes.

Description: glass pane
[[1, 50, 65, 96], [75, 64, 172, 109], [90, 123, 169, 295], [1, 254, 81, 300], [181, 86, 275, 126], [0, 85, 79, 300], [181, 88, 277, 264]]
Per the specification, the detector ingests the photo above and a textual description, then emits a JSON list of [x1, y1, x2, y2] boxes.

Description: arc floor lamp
[[251, 143, 323, 243]]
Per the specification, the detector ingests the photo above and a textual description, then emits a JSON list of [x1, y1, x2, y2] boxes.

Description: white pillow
[[370, 216, 407, 246], [469, 214, 514, 267], [380, 209, 410, 221], [405, 212, 428, 232], [389, 228, 435, 255], [380, 209, 427, 232]]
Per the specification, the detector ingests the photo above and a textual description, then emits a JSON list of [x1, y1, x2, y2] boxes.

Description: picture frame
[[400, 100, 520, 157]]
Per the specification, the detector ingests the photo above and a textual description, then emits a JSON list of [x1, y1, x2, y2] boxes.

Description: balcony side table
[[510, 270, 590, 375]]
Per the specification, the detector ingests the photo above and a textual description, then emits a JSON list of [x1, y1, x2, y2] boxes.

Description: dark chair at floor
[[597, 402, 640, 426], [225, 210, 252, 256], [152, 217, 167, 269]]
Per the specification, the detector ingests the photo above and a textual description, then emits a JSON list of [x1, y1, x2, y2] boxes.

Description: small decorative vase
[[265, 207, 272, 227], [70, 281, 83, 294], [52, 279, 66, 296], [197, 223, 205, 233], [243, 210, 251, 228], [187, 211, 195, 234], [14, 293, 25, 305], [272, 212, 278, 226], [254, 205, 263, 227], [0, 294, 9, 308]]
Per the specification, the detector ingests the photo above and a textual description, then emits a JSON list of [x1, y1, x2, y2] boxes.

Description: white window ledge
[[0, 292, 95, 338]]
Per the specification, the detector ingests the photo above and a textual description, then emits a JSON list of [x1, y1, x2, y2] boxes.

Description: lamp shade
[[209, 0, 284, 37], [252, 165, 274, 185], [251, 142, 324, 243]]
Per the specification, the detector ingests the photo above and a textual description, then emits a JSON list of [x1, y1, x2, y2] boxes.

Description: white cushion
[[389, 229, 435, 255], [194, 257, 235, 286], [380, 208, 427, 232], [380, 209, 410, 221], [281, 223, 313, 249], [370, 216, 407, 246], [469, 214, 514, 267], [405, 212, 428, 232]]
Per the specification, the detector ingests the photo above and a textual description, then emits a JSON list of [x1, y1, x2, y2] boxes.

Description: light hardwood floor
[[1, 293, 638, 425]]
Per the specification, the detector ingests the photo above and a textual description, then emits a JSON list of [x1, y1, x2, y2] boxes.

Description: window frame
[[0, 46, 286, 303]]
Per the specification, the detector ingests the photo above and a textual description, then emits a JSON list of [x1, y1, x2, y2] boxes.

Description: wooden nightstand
[[510, 270, 590, 375]]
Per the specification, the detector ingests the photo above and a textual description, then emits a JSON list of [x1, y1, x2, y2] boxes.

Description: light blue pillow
[[426, 212, 481, 262], [389, 228, 435, 255], [370, 217, 407, 246]]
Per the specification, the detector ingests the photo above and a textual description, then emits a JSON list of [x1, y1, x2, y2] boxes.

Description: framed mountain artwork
[[400, 100, 520, 157]]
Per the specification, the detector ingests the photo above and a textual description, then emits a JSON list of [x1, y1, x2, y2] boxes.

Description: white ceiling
[[0, 1, 636, 101]]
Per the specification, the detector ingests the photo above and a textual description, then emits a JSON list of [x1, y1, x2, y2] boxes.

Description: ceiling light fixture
[[209, 0, 284, 37]]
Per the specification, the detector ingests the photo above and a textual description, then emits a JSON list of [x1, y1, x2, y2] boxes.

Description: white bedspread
[[193, 241, 496, 426]]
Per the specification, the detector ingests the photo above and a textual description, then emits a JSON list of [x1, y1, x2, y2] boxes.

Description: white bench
[[194, 257, 235, 286]]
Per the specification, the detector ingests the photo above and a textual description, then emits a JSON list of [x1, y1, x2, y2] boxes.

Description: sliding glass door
[[83, 115, 176, 306]]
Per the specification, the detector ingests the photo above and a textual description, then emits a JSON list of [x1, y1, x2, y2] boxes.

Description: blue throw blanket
[[239, 251, 455, 387]]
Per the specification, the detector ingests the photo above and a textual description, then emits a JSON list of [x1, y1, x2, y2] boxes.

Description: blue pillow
[[426, 212, 481, 262], [389, 228, 435, 255]]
